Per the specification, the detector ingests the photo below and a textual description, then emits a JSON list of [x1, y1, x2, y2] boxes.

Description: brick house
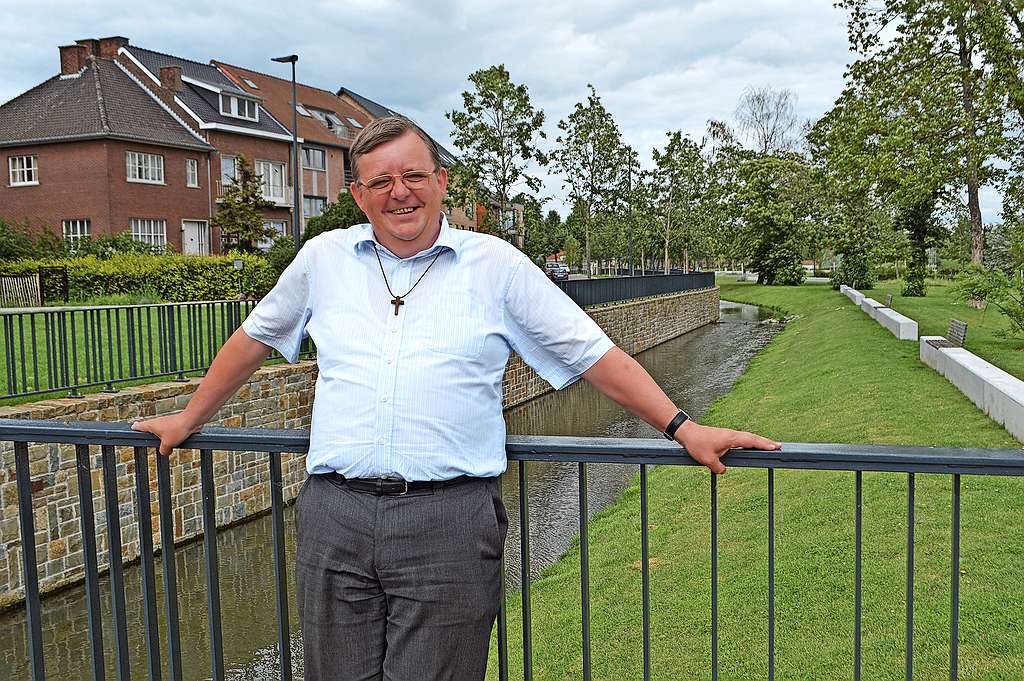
[[213, 61, 372, 229], [117, 41, 297, 250], [0, 39, 216, 253]]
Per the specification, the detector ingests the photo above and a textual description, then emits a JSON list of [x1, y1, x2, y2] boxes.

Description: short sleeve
[[241, 246, 312, 362], [503, 258, 614, 389]]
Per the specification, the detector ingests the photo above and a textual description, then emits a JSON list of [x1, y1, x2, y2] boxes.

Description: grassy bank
[[488, 280, 1023, 680]]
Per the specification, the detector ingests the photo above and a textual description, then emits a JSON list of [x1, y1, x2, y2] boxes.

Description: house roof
[[122, 46, 293, 140], [213, 61, 372, 149], [336, 87, 458, 166], [0, 56, 213, 151]]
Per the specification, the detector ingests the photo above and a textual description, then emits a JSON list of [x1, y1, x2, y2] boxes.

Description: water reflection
[[0, 301, 776, 681]]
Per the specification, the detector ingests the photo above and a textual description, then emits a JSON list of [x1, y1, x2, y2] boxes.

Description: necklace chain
[[373, 245, 444, 315]]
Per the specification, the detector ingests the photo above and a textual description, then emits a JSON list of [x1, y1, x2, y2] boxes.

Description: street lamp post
[[272, 54, 301, 255]]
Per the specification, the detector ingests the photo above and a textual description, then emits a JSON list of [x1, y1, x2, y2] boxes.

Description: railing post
[[15, 441, 45, 681]]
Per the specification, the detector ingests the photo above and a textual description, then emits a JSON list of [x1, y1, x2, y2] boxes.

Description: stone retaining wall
[[0, 286, 718, 606]]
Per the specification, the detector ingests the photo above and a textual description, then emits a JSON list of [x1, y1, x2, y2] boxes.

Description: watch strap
[[663, 409, 690, 440]]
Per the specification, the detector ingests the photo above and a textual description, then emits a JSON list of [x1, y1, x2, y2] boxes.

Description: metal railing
[[0, 276, 708, 401], [0, 300, 314, 400], [4, 419, 1022, 681], [557, 272, 716, 307]]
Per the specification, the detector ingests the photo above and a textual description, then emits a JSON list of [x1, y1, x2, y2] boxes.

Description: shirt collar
[[352, 214, 462, 261]]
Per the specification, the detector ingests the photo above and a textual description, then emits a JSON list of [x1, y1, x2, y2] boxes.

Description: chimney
[[98, 36, 129, 59], [75, 38, 100, 57], [160, 66, 182, 93], [59, 44, 88, 75]]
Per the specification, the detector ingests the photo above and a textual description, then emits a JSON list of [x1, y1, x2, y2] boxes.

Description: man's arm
[[131, 328, 273, 455], [581, 346, 779, 473]]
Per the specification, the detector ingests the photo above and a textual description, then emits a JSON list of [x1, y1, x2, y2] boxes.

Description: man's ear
[[436, 166, 448, 195], [350, 183, 367, 212]]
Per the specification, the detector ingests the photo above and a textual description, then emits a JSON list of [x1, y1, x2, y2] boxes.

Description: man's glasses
[[358, 168, 437, 194]]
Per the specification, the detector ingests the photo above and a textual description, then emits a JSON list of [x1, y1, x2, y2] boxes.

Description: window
[[126, 151, 164, 184], [9, 155, 39, 185], [302, 147, 326, 170], [255, 160, 286, 202], [296, 104, 311, 117], [220, 154, 239, 186], [303, 196, 326, 221], [346, 117, 363, 129], [130, 218, 167, 248], [186, 158, 199, 187], [219, 93, 258, 121], [62, 219, 90, 245], [258, 220, 288, 251], [242, 78, 259, 89]]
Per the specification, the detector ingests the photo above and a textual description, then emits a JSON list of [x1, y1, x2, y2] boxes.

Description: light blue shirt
[[242, 218, 614, 480]]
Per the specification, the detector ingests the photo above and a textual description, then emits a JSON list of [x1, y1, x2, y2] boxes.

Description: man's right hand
[[131, 414, 202, 456]]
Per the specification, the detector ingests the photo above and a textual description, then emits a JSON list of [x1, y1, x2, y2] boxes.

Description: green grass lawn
[[870, 278, 1024, 379], [488, 280, 1023, 680]]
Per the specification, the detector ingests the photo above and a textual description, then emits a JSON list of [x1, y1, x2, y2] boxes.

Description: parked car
[[543, 261, 570, 281]]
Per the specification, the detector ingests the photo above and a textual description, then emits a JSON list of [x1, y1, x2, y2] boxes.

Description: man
[[134, 115, 779, 680]]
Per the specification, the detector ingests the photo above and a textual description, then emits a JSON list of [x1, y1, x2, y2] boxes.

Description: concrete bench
[[875, 306, 919, 340], [859, 297, 885, 320], [840, 285, 865, 304], [920, 336, 1024, 442]]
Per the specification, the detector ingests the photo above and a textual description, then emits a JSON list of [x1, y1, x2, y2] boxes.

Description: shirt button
[[386, 358, 392, 365], [377, 437, 386, 445], [381, 396, 388, 402], [390, 327, 398, 334]]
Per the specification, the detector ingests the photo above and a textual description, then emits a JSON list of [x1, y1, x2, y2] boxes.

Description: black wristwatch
[[663, 409, 690, 441]]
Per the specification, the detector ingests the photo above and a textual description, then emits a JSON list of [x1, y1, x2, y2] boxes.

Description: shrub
[[70, 232, 166, 259], [0, 253, 277, 302], [830, 252, 876, 290], [266, 236, 296, 276]]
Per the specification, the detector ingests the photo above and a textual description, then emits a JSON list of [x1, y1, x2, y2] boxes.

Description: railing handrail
[[1, 419, 1021, 475]]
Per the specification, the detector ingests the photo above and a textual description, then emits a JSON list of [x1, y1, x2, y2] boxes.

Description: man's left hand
[[675, 420, 780, 474]]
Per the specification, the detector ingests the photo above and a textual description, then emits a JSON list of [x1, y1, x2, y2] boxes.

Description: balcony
[[4, 420, 1022, 680], [214, 180, 294, 207]]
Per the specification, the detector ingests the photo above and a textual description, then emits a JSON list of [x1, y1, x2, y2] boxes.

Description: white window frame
[[242, 78, 259, 89], [220, 154, 239, 186], [346, 117, 363, 129], [8, 155, 39, 186], [302, 147, 326, 171], [256, 159, 287, 202], [303, 196, 327, 222], [186, 158, 199, 187], [62, 219, 90, 245], [129, 218, 167, 249], [258, 219, 288, 251], [296, 104, 311, 117], [219, 93, 259, 122], [126, 151, 165, 185]]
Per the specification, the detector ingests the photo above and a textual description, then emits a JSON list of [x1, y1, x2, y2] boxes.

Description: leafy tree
[[303, 190, 367, 242], [213, 155, 275, 253], [651, 132, 709, 273], [266, 236, 296, 275], [552, 85, 624, 276], [0, 218, 36, 261], [447, 65, 547, 244], [736, 154, 812, 285]]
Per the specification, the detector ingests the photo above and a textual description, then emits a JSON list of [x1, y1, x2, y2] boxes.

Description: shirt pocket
[[423, 291, 486, 360]]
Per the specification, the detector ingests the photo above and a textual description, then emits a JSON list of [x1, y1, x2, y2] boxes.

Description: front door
[[182, 220, 210, 255]]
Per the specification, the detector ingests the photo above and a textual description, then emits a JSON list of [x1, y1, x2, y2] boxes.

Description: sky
[[0, 0, 1004, 220]]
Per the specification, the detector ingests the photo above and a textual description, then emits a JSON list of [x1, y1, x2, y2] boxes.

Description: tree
[[836, 0, 1016, 267], [734, 85, 799, 155], [447, 65, 547, 244], [214, 155, 275, 252], [736, 154, 813, 285], [303, 191, 367, 242], [651, 132, 709, 273], [551, 85, 624, 276]]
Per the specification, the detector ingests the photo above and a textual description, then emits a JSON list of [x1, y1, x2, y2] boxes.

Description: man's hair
[[350, 115, 443, 184]]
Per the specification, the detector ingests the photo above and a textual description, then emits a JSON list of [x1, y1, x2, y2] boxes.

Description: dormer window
[[220, 93, 258, 122], [309, 108, 349, 135]]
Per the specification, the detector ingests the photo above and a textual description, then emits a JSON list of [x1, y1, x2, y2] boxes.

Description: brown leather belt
[[321, 472, 482, 496]]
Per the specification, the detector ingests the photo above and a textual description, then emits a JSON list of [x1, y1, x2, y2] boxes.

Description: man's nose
[[389, 176, 412, 199]]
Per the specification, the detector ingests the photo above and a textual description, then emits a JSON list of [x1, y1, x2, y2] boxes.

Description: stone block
[[875, 307, 918, 341], [942, 348, 988, 407], [859, 297, 884, 319]]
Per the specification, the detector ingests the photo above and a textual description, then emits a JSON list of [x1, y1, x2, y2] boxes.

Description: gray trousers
[[295, 474, 508, 681]]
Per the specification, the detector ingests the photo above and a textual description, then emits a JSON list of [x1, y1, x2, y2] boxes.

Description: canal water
[[1, 301, 777, 681]]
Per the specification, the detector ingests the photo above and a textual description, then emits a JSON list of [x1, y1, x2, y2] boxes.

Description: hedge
[[0, 253, 278, 303]]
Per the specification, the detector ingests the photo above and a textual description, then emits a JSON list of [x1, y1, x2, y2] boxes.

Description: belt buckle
[[398, 479, 408, 495], [381, 476, 408, 496]]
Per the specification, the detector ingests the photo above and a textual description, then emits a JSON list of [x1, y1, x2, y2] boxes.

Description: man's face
[[350, 130, 449, 258]]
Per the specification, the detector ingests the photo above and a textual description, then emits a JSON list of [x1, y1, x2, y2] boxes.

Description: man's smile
[[389, 206, 419, 215]]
